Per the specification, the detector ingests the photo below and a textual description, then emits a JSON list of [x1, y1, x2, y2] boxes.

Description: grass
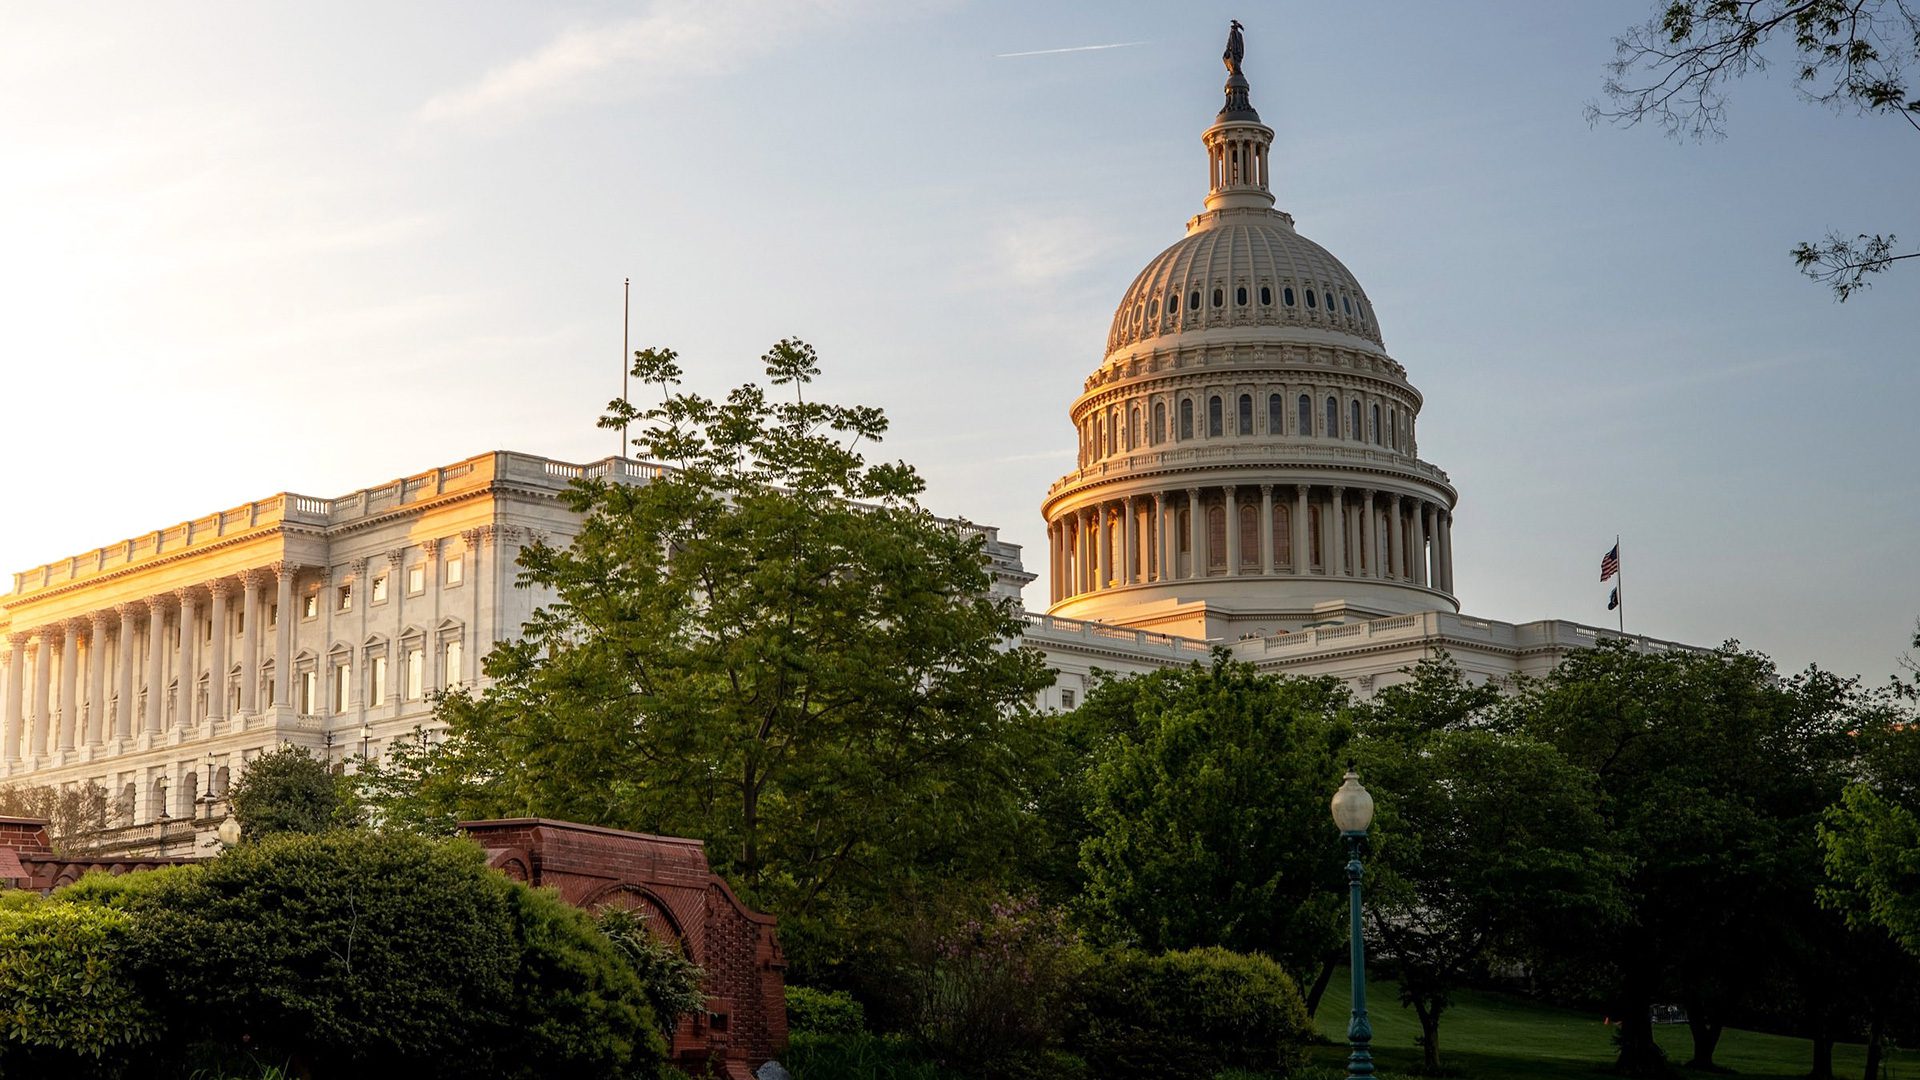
[[1309, 973, 1917, 1080]]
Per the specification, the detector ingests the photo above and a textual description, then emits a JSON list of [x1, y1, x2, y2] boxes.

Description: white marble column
[[1094, 504, 1110, 590], [30, 631, 53, 755], [145, 598, 167, 734], [1412, 501, 1430, 587], [87, 613, 109, 746], [1362, 490, 1378, 579], [1224, 486, 1240, 576], [58, 621, 80, 752], [1293, 485, 1310, 574], [1259, 485, 1274, 574], [273, 563, 295, 709], [1439, 510, 1455, 593], [1186, 487, 1204, 581], [1120, 497, 1135, 585], [3, 634, 24, 761], [1330, 487, 1347, 577], [240, 570, 266, 715], [208, 581, 231, 724], [176, 588, 199, 729], [1153, 493, 1169, 582], [114, 605, 137, 739], [1389, 495, 1406, 580]]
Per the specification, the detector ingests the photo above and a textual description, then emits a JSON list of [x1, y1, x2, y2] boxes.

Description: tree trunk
[[1684, 1013, 1723, 1070], [1863, 1012, 1886, 1080], [1411, 996, 1443, 1071], [1810, 1030, 1835, 1080], [1303, 955, 1337, 1018], [1612, 973, 1664, 1078]]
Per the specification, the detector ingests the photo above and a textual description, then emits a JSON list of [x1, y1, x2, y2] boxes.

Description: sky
[[2, 2, 1915, 684]]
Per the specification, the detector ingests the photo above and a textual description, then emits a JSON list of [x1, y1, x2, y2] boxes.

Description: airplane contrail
[[995, 41, 1148, 58]]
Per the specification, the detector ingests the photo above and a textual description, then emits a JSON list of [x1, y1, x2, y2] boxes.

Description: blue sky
[[3, 2, 1914, 682]]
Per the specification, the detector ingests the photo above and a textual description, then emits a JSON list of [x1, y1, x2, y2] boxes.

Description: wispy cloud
[[995, 41, 1147, 59], [419, 0, 912, 126]]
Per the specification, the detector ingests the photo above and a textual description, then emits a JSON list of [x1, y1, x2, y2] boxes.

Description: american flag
[[1600, 544, 1621, 582]]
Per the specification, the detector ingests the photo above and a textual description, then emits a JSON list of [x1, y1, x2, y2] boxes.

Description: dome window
[[1235, 286, 1248, 306], [1149, 297, 1160, 317], [1207, 395, 1224, 437], [1167, 292, 1179, 315], [1268, 393, 1283, 434], [1237, 394, 1253, 435], [1342, 296, 1353, 316], [1179, 398, 1194, 439], [1260, 286, 1273, 306], [1153, 401, 1167, 443], [1306, 289, 1317, 309], [1189, 290, 1201, 311], [1212, 288, 1225, 308], [1349, 400, 1362, 441], [1283, 287, 1296, 306], [1297, 394, 1311, 435], [1371, 403, 1382, 445], [1325, 396, 1338, 437]]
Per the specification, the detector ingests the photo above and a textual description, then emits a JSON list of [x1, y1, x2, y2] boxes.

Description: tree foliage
[[1594, 0, 1920, 298], [227, 744, 359, 840], [362, 340, 1053, 975], [0, 896, 159, 1073], [0, 781, 109, 855], [1063, 655, 1351, 988]]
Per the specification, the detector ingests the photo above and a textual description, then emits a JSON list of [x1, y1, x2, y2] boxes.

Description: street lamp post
[[1331, 767, 1376, 1080]]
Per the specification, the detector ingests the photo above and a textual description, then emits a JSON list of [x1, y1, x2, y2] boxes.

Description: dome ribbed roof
[[1104, 210, 1384, 358]]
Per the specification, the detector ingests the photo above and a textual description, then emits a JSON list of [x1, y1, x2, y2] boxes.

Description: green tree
[[1353, 656, 1620, 1071], [0, 781, 109, 854], [227, 744, 358, 840], [1820, 659, 1920, 958], [1593, 1, 1920, 299], [363, 340, 1053, 976], [1064, 655, 1351, 1005]]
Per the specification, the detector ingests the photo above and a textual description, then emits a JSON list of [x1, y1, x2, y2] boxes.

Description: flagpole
[[620, 277, 630, 460], [1615, 534, 1624, 634]]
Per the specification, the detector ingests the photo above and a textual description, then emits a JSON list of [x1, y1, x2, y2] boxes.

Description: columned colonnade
[[1047, 482, 1453, 603]]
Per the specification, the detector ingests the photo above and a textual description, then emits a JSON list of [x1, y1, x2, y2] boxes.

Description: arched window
[[1371, 403, 1382, 445], [1343, 295, 1353, 315], [1154, 401, 1167, 443], [1309, 505, 1324, 569], [1207, 396, 1224, 437], [1273, 503, 1293, 569], [1207, 504, 1227, 571], [1212, 288, 1225, 308], [1283, 286, 1296, 306], [1239, 505, 1259, 569], [1179, 398, 1194, 439], [1237, 394, 1253, 435], [1350, 400, 1362, 441], [1177, 509, 1191, 553], [1189, 290, 1201, 311], [1167, 291, 1179, 316], [1149, 296, 1159, 317], [1096, 415, 1105, 457], [1388, 408, 1398, 449], [1325, 396, 1339, 437], [1297, 394, 1312, 435], [1306, 289, 1318, 309], [1235, 286, 1248, 306], [1260, 285, 1273, 306], [1268, 393, 1283, 434], [1130, 406, 1141, 449]]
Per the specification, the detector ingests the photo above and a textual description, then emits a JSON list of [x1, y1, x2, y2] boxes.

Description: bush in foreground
[[1070, 947, 1313, 1080], [0, 896, 158, 1074]]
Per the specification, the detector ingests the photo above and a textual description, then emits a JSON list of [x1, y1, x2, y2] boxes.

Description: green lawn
[[1308, 974, 1916, 1080]]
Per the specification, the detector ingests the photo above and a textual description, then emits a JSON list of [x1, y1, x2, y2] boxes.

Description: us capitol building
[[0, 33, 1691, 854]]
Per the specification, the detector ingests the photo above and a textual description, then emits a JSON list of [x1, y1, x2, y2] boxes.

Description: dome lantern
[[1205, 20, 1276, 213]]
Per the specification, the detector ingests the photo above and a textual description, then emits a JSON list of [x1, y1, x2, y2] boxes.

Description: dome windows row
[[1076, 388, 1413, 468], [1120, 276, 1374, 347]]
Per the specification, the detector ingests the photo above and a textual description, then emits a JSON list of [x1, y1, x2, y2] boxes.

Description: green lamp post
[[1331, 767, 1376, 1079]]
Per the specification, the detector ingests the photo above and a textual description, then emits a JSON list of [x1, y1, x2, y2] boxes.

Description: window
[[1297, 394, 1312, 435], [1326, 396, 1338, 437], [1343, 295, 1353, 315], [1283, 286, 1296, 306], [370, 655, 388, 704], [1273, 503, 1293, 569], [1206, 504, 1226, 570], [1235, 286, 1248, 306], [1177, 508, 1191, 553], [371, 575, 388, 604], [1153, 401, 1166, 443], [1212, 287, 1224, 308], [1148, 297, 1159, 317], [336, 584, 352, 613], [1268, 394, 1283, 434], [1260, 286, 1273, 306], [1207, 396, 1223, 437], [1350, 401, 1362, 441], [267, 603, 278, 628], [1309, 505, 1324, 568], [407, 565, 425, 595], [1388, 408, 1399, 449], [1188, 290, 1201, 310], [1061, 689, 1075, 709], [446, 556, 463, 587], [405, 648, 424, 700], [1129, 407, 1140, 449], [1179, 398, 1194, 439], [1372, 404, 1382, 445], [302, 594, 319, 619], [1237, 394, 1252, 435], [1166, 291, 1178, 316], [299, 670, 317, 715], [1239, 505, 1259, 568], [443, 639, 463, 688], [332, 663, 350, 713]]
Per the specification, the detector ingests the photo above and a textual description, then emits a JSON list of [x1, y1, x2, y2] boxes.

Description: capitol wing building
[[0, 39, 1695, 855]]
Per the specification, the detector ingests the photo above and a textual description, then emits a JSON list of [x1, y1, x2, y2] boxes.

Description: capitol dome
[[1041, 25, 1459, 641]]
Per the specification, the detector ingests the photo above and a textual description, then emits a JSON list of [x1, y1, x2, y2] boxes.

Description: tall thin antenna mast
[[620, 277, 630, 459]]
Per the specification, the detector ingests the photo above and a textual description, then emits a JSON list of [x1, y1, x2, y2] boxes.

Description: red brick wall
[[461, 818, 788, 1078]]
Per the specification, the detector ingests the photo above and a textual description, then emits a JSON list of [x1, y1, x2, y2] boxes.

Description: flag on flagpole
[[1600, 544, 1621, 581], [1607, 587, 1620, 611]]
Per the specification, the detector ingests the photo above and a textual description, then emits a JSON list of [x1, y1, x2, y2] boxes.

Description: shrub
[[0, 896, 159, 1073], [226, 744, 358, 839], [1069, 947, 1312, 1080], [786, 985, 867, 1036], [782, 1032, 963, 1080]]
